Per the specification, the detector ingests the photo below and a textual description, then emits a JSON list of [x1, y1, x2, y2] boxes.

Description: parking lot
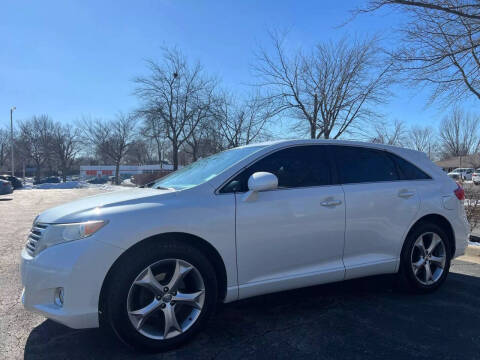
[[1, 188, 480, 360]]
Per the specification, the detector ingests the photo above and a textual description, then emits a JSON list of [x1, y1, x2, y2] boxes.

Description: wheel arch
[[98, 232, 228, 324], [403, 214, 456, 257]]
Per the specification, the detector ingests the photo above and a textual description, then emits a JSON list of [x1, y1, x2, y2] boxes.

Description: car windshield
[[153, 146, 265, 190]]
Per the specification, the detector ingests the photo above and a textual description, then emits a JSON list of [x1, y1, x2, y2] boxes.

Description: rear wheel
[[399, 223, 451, 293], [103, 240, 218, 352]]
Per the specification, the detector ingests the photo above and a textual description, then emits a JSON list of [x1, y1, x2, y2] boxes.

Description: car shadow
[[0, 197, 13, 201], [24, 268, 480, 360]]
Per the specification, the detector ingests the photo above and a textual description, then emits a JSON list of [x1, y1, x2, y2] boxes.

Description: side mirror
[[248, 172, 278, 192], [243, 172, 278, 202]]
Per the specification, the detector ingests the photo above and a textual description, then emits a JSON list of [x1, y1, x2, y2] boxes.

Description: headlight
[[36, 220, 107, 254]]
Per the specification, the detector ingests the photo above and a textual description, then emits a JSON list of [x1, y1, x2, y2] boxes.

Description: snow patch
[[34, 181, 88, 189], [18, 180, 126, 191]]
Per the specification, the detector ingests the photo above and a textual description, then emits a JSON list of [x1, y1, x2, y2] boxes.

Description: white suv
[[20, 140, 469, 352], [447, 168, 474, 181]]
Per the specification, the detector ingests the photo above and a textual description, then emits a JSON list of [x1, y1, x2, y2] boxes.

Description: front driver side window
[[220, 145, 332, 193]]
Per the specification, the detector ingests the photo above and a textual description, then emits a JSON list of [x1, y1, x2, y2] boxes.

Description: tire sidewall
[[400, 223, 451, 293], [105, 240, 218, 352]]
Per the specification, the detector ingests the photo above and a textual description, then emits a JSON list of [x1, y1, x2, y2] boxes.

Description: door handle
[[398, 189, 415, 199], [321, 199, 342, 207]]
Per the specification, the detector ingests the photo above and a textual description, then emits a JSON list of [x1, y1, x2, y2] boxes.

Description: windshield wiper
[[155, 186, 175, 191]]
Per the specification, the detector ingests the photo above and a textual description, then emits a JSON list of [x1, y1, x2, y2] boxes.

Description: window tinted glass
[[221, 145, 332, 192], [393, 155, 431, 180], [333, 146, 399, 184]]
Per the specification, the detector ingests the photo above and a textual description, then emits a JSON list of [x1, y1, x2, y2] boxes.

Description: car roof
[[241, 138, 422, 156]]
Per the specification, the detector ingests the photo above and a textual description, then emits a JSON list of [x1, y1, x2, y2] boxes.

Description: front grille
[[25, 223, 48, 256]]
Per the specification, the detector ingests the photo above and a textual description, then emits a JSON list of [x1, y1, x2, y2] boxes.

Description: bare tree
[[213, 93, 272, 149], [182, 84, 217, 161], [81, 114, 137, 184], [184, 117, 211, 162], [18, 115, 54, 181], [51, 123, 81, 181], [253, 32, 392, 139], [141, 114, 167, 164], [439, 108, 479, 157], [371, 120, 407, 146], [134, 48, 216, 169], [360, 1, 480, 21], [0, 128, 8, 169], [467, 153, 480, 169], [125, 139, 154, 165], [359, 1, 480, 103], [407, 125, 438, 159]]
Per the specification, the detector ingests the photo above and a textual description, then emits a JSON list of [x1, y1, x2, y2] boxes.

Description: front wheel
[[399, 223, 451, 293], [103, 240, 218, 352]]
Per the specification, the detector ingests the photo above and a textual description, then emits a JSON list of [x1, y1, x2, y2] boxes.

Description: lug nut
[[156, 295, 161, 300], [163, 287, 169, 292], [170, 301, 176, 306], [172, 291, 177, 296], [160, 303, 166, 309]]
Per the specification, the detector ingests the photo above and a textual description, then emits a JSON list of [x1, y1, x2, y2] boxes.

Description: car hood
[[36, 188, 176, 224]]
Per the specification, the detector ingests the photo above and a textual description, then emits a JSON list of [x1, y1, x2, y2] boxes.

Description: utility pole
[[10, 107, 16, 177]]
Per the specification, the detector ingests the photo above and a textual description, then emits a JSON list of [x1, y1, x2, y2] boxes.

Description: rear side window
[[221, 145, 333, 192], [392, 154, 431, 180], [332, 146, 399, 184]]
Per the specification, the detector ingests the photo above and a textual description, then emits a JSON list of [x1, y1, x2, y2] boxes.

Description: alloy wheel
[[411, 232, 447, 286], [126, 259, 205, 340]]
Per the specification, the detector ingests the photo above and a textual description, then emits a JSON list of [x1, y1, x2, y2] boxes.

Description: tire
[[102, 239, 218, 352], [399, 222, 451, 293]]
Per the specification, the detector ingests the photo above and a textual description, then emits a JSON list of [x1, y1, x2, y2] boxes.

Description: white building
[[80, 164, 174, 179]]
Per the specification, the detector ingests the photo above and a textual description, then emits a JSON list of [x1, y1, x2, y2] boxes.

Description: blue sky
[[0, 0, 473, 136]]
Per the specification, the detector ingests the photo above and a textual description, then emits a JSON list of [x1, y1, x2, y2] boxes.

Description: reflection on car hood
[[36, 188, 175, 224]]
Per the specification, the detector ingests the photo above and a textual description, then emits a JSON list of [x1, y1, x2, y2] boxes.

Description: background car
[[0, 179, 13, 195], [472, 169, 480, 185], [0, 174, 22, 189], [86, 177, 108, 184], [33, 176, 61, 185], [447, 168, 474, 180]]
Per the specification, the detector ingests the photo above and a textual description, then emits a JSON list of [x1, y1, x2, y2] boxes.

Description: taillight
[[454, 182, 465, 201]]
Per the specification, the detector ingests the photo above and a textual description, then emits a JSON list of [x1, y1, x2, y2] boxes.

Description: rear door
[[331, 145, 421, 279]]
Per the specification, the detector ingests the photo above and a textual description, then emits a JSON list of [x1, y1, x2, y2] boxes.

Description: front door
[[224, 145, 346, 299]]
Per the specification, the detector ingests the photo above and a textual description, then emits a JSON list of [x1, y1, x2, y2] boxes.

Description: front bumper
[[20, 236, 123, 329]]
